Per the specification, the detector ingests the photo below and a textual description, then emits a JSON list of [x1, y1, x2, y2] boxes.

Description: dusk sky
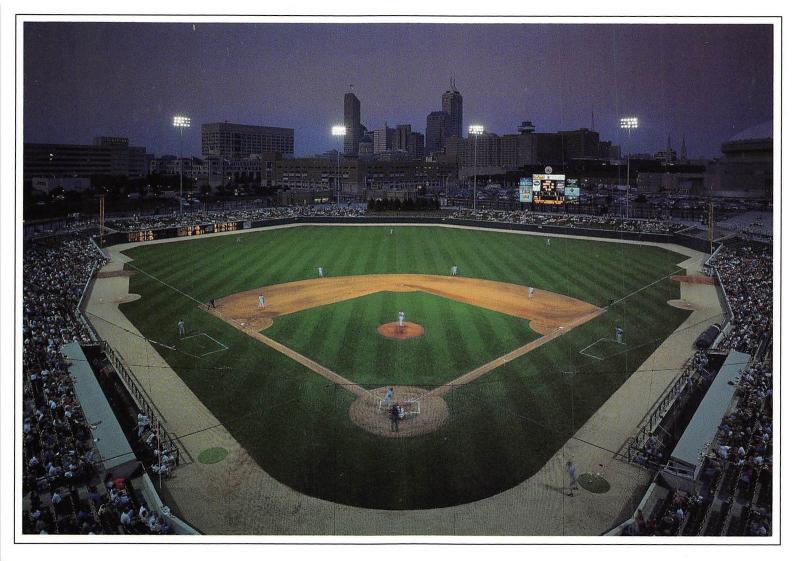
[[24, 22, 774, 159]]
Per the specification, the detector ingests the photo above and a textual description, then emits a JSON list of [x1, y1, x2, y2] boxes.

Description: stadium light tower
[[173, 115, 191, 216], [331, 125, 347, 206], [619, 116, 639, 218], [468, 124, 484, 211]]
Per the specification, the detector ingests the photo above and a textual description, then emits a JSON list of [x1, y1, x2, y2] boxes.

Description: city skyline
[[24, 22, 773, 159]]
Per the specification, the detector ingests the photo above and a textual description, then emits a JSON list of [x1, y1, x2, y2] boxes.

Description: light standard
[[172, 115, 191, 216], [331, 125, 347, 206], [468, 124, 484, 211], [619, 116, 638, 218]]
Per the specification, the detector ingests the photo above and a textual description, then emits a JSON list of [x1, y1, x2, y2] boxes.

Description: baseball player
[[398, 311, 405, 331], [382, 387, 395, 407], [450, 265, 458, 276], [528, 286, 534, 299], [318, 266, 324, 278], [566, 461, 579, 496], [546, 238, 551, 247], [258, 294, 265, 308], [177, 319, 185, 338], [616, 325, 624, 344]]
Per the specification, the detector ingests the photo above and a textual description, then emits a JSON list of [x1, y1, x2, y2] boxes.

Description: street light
[[468, 124, 484, 211], [173, 115, 191, 216], [331, 125, 347, 206], [619, 116, 638, 218]]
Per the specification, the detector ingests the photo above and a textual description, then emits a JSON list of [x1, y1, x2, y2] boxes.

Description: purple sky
[[24, 22, 773, 159]]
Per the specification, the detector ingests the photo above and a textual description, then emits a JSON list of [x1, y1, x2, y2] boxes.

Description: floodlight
[[173, 115, 191, 128]]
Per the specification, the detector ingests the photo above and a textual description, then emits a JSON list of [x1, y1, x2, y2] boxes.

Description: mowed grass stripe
[[119, 225, 694, 509]]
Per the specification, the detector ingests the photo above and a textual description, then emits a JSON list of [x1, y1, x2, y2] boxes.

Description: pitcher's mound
[[377, 321, 425, 340]]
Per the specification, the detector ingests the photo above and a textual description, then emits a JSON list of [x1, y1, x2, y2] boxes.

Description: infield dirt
[[206, 273, 603, 437]]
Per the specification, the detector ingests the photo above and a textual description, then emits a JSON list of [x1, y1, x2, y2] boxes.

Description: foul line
[[604, 268, 684, 310], [207, 309, 373, 400], [125, 261, 206, 307], [427, 308, 605, 397]]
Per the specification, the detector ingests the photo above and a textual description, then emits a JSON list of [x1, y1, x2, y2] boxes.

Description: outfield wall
[[99, 215, 712, 253]]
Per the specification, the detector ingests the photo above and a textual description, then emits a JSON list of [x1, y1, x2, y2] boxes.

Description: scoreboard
[[519, 177, 533, 203], [564, 178, 580, 201], [532, 174, 566, 204]]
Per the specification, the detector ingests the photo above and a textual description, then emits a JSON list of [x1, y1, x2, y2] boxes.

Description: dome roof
[[729, 120, 773, 142]]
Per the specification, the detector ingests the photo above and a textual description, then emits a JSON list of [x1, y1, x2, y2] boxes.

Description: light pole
[[331, 125, 347, 206], [619, 116, 638, 219], [468, 125, 484, 211], [173, 115, 191, 216]]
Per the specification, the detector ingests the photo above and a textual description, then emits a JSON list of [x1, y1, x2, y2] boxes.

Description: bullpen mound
[[377, 321, 425, 340]]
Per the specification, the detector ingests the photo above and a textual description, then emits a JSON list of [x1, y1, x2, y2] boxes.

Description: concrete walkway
[[84, 224, 723, 536]]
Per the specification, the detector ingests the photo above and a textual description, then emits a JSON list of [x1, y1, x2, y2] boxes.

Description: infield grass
[[267, 290, 539, 387], [120, 225, 693, 509]]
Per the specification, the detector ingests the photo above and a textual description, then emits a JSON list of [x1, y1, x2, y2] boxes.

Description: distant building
[[373, 123, 395, 154], [201, 122, 294, 160], [426, 111, 450, 154], [557, 128, 600, 160], [24, 137, 148, 184], [408, 132, 426, 159], [269, 157, 457, 201], [392, 124, 412, 152], [344, 92, 362, 157], [716, 121, 772, 198], [441, 78, 463, 140]]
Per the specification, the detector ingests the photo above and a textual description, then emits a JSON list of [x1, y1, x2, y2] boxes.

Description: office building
[[426, 111, 449, 154], [344, 92, 362, 157], [201, 122, 294, 160], [441, 78, 463, 140], [373, 123, 395, 154], [24, 137, 148, 183]]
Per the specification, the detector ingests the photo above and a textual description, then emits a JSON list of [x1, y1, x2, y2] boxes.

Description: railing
[[624, 357, 695, 464], [101, 341, 181, 467]]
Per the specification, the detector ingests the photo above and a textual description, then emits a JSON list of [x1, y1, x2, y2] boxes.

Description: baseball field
[[118, 225, 691, 510]]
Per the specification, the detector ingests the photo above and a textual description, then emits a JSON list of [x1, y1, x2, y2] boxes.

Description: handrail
[[101, 341, 181, 467]]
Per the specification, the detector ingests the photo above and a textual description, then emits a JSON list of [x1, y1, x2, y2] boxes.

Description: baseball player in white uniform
[[177, 319, 185, 338], [318, 266, 324, 277], [398, 311, 405, 330], [528, 286, 534, 299], [382, 387, 395, 407], [450, 265, 458, 276]]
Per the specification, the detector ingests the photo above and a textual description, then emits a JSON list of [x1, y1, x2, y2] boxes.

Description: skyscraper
[[441, 78, 463, 140], [344, 92, 361, 157], [426, 111, 449, 154]]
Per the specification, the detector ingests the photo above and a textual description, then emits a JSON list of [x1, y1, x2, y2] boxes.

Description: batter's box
[[178, 332, 229, 357], [579, 337, 625, 360]]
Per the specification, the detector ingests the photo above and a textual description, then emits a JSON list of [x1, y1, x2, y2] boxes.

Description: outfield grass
[[120, 225, 691, 509], [267, 290, 539, 387]]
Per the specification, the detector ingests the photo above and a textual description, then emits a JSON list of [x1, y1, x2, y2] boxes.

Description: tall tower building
[[680, 135, 688, 161], [426, 111, 449, 154], [441, 78, 463, 140], [344, 92, 361, 157]]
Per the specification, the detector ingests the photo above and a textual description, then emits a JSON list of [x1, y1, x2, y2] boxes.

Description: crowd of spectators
[[22, 235, 176, 534], [630, 241, 773, 536], [106, 204, 366, 232], [712, 244, 773, 356], [449, 208, 684, 233]]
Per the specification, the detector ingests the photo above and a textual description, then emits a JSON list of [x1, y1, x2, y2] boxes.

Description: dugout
[[62, 342, 139, 479]]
